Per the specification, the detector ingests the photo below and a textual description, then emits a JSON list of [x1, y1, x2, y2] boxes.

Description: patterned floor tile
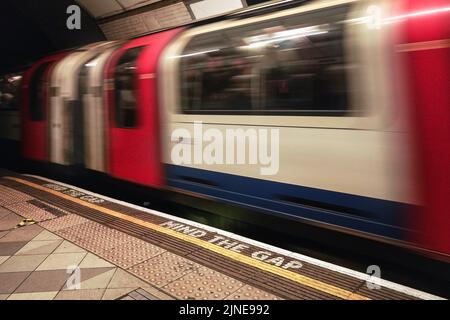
[[0, 212, 22, 220], [53, 240, 86, 254], [0, 241, 28, 256], [0, 214, 21, 230], [141, 286, 175, 300], [100, 237, 165, 269], [103, 287, 172, 301], [225, 285, 282, 300], [163, 267, 244, 300], [15, 270, 71, 293], [63, 267, 116, 290], [0, 186, 33, 206], [118, 288, 162, 300], [54, 289, 105, 300], [39, 214, 90, 232], [0, 256, 9, 265], [36, 252, 86, 271], [0, 272, 31, 294], [0, 254, 47, 273], [102, 288, 135, 300], [33, 230, 62, 241], [0, 208, 11, 219], [4, 202, 55, 222], [15, 240, 62, 256], [128, 252, 201, 288], [107, 269, 149, 289], [8, 291, 58, 300], [0, 225, 43, 243], [79, 253, 114, 269]]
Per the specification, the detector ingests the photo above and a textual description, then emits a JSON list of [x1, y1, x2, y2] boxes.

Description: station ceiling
[[0, 0, 105, 74], [76, 0, 163, 19], [0, 0, 273, 74]]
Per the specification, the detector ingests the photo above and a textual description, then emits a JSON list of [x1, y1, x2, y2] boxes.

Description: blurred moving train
[[0, 0, 449, 258]]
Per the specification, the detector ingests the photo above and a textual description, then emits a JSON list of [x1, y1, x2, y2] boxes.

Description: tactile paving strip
[[141, 230, 202, 257], [100, 237, 166, 269], [4, 201, 56, 222], [128, 252, 201, 288], [64, 221, 135, 254], [28, 199, 69, 217], [187, 249, 337, 300], [225, 285, 282, 300], [163, 266, 245, 300], [39, 214, 91, 232], [0, 185, 34, 206], [1, 179, 116, 225]]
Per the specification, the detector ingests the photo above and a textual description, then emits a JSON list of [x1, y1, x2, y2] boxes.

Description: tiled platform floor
[[0, 201, 281, 300], [0, 208, 174, 300]]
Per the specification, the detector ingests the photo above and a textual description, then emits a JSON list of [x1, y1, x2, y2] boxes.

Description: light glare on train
[[172, 48, 221, 59], [347, 4, 450, 29], [243, 25, 329, 49]]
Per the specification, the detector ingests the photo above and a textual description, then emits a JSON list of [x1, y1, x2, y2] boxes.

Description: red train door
[[398, 0, 450, 255], [22, 53, 67, 161], [106, 29, 181, 188]]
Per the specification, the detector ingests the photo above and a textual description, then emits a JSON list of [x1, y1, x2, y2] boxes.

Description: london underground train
[[1, 0, 449, 258]]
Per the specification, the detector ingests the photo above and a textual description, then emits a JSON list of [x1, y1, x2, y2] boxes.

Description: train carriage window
[[114, 46, 145, 128], [179, 5, 356, 116], [180, 31, 260, 113], [0, 73, 22, 111], [29, 62, 51, 121]]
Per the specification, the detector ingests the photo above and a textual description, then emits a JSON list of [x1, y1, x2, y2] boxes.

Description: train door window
[[29, 62, 50, 121], [179, 4, 356, 116], [79, 55, 102, 102], [79, 60, 90, 101], [114, 46, 144, 128]]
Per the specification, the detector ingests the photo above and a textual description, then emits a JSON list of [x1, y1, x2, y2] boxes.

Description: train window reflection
[[0, 73, 22, 111], [180, 5, 354, 116], [180, 35, 259, 113], [114, 46, 144, 128], [29, 63, 50, 121]]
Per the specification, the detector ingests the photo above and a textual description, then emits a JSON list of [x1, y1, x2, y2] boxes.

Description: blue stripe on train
[[165, 164, 412, 240]]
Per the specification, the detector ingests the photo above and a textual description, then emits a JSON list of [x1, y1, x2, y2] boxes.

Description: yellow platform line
[[5, 176, 370, 300]]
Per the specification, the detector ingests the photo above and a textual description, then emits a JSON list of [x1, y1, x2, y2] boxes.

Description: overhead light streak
[[172, 49, 220, 59]]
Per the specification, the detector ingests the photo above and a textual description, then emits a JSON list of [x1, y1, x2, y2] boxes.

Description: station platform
[[0, 171, 443, 300]]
